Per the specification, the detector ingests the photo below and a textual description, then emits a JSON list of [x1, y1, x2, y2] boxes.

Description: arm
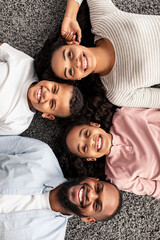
[[114, 177, 160, 199], [113, 87, 160, 108], [0, 136, 45, 154], [61, 0, 83, 43], [0, 43, 32, 62]]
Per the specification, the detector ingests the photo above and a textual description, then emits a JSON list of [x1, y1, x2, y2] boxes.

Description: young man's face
[[66, 123, 112, 160], [28, 80, 73, 120], [57, 177, 120, 222]]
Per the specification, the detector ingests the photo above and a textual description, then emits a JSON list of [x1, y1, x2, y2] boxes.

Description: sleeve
[[0, 43, 32, 62], [0, 119, 32, 136], [86, 0, 118, 17], [0, 135, 48, 155], [74, 0, 83, 5], [115, 87, 160, 108], [112, 177, 160, 199]]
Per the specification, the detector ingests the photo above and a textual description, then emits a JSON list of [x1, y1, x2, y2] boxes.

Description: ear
[[86, 157, 97, 162], [90, 122, 101, 128], [81, 217, 96, 223], [42, 113, 55, 120]]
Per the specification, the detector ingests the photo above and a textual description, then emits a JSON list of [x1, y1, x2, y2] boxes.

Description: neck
[[90, 39, 115, 76]]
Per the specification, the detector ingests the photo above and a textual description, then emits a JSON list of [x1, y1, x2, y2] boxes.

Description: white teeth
[[84, 56, 87, 71], [37, 89, 41, 101], [97, 136, 102, 151], [79, 188, 83, 204], [98, 137, 102, 149]]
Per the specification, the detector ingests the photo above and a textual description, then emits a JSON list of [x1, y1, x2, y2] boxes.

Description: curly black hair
[[34, 1, 117, 179], [69, 85, 84, 117]]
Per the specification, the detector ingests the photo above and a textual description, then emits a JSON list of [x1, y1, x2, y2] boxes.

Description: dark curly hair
[[69, 85, 84, 117], [34, 1, 117, 179], [34, 28, 66, 81]]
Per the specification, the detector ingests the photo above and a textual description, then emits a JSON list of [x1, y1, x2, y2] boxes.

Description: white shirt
[[0, 192, 51, 213], [0, 43, 38, 135]]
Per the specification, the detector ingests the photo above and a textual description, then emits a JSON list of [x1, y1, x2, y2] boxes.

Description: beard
[[56, 177, 87, 217]]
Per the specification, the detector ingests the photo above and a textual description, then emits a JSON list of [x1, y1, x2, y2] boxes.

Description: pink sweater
[[105, 107, 160, 198]]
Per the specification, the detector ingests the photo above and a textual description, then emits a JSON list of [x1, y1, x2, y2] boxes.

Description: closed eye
[[53, 84, 59, 94], [50, 100, 56, 111]]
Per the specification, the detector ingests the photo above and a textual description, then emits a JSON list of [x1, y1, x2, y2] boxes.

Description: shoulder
[[1, 43, 34, 61]]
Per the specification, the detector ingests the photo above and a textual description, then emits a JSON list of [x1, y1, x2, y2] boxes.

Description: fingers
[[66, 40, 79, 45], [62, 30, 76, 42], [76, 29, 82, 44]]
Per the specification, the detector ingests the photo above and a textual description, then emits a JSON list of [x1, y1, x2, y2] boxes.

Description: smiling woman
[[51, 44, 97, 80]]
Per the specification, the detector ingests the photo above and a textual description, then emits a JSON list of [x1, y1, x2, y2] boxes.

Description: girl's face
[[66, 123, 112, 160], [51, 44, 96, 80]]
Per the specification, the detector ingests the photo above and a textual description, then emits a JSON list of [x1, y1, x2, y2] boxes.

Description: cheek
[[81, 206, 93, 217]]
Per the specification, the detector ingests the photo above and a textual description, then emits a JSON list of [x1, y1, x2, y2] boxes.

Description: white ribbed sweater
[[77, 0, 160, 108]]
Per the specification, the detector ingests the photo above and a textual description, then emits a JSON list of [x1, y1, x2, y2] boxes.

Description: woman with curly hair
[[36, 0, 160, 109]]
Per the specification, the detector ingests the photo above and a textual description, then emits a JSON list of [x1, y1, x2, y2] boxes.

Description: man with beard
[[0, 136, 121, 240]]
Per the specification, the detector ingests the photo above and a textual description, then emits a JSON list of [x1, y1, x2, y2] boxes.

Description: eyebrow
[[77, 128, 85, 154], [63, 49, 68, 79], [79, 128, 85, 137], [98, 183, 104, 212], [56, 84, 60, 94], [63, 49, 66, 61]]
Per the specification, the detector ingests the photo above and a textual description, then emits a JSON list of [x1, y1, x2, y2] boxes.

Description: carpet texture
[[1, 0, 160, 239]]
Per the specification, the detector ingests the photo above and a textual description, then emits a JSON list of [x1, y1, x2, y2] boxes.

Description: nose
[[88, 188, 98, 203], [75, 57, 80, 68], [43, 90, 55, 101], [87, 136, 94, 149]]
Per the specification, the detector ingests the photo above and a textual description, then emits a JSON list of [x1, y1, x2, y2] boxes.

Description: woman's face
[[66, 123, 112, 160], [51, 44, 96, 80]]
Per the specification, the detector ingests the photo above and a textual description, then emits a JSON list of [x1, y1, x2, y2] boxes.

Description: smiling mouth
[[83, 54, 88, 72], [96, 135, 103, 151], [79, 186, 84, 206], [36, 87, 42, 103]]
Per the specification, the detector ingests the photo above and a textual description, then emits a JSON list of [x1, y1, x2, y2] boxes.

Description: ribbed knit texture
[[88, 0, 160, 108]]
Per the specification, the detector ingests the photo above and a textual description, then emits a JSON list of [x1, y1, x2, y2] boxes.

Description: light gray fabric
[[1, 1, 160, 239]]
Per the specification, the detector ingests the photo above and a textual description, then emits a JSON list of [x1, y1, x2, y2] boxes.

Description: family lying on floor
[[1, 0, 160, 239]]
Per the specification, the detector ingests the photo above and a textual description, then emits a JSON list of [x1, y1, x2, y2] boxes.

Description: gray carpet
[[1, 0, 160, 239]]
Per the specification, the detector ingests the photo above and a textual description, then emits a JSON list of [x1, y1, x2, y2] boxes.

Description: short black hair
[[70, 86, 84, 117]]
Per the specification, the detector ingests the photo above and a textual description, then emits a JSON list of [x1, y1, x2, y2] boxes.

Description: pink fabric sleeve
[[112, 177, 160, 199]]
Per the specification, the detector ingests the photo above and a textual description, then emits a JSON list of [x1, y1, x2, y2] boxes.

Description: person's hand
[[61, 16, 82, 44]]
